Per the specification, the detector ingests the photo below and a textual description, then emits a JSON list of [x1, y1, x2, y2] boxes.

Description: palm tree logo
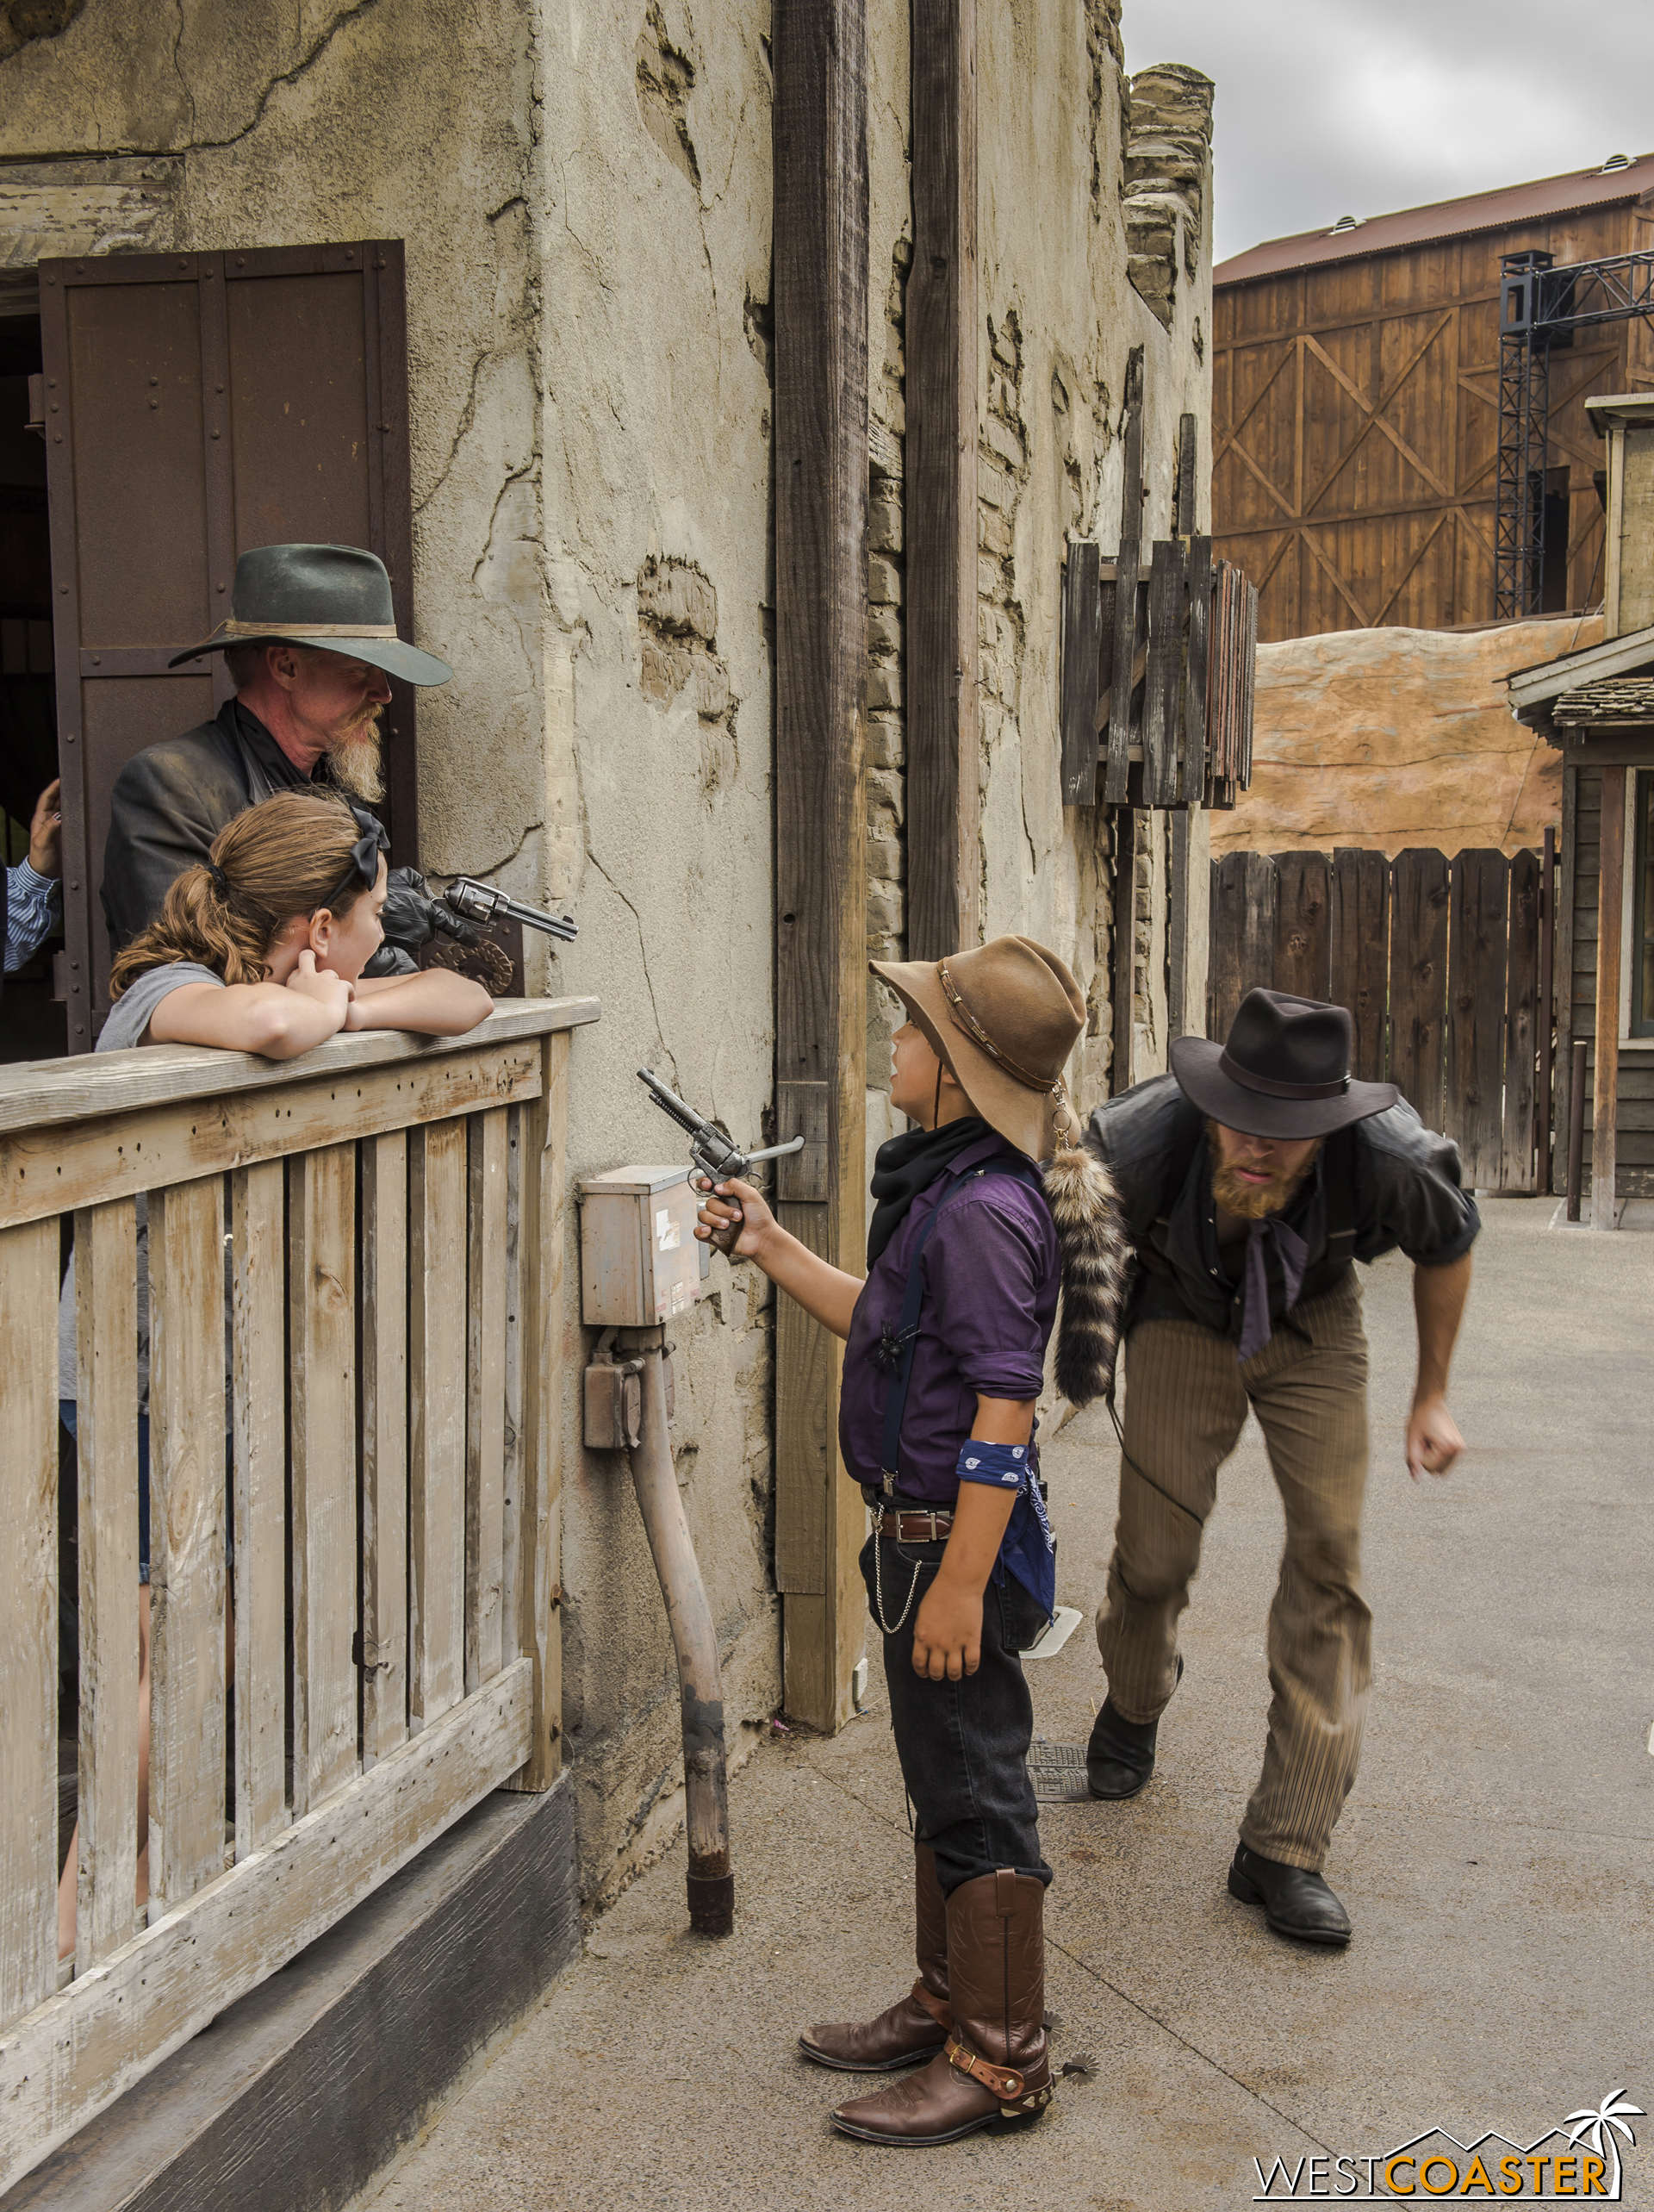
[[1563, 2090, 1644, 2198]]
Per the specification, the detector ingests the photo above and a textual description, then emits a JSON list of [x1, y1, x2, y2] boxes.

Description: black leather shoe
[[1086, 1657, 1182, 1799], [1228, 1843, 1352, 1945]]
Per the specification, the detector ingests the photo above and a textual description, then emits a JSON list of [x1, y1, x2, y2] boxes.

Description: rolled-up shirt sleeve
[[5, 860, 61, 971], [924, 1187, 1053, 1400], [1357, 1103, 1481, 1267]]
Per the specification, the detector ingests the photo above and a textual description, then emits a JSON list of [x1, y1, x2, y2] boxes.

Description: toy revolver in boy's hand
[[446, 877, 580, 944], [637, 1069, 804, 1254]]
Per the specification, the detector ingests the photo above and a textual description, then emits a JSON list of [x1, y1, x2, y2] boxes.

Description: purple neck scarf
[[1237, 1214, 1309, 1361]]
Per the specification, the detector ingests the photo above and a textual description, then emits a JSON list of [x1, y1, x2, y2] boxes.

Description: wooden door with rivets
[[37, 240, 416, 1041]]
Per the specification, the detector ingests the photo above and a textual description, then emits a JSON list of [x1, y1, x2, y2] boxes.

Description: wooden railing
[[0, 996, 598, 2190]]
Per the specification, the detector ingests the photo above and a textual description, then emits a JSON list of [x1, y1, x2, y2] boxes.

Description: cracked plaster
[[3, 0, 1217, 1901]]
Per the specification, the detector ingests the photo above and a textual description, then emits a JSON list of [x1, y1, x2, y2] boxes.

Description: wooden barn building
[[1213, 153, 1654, 642]]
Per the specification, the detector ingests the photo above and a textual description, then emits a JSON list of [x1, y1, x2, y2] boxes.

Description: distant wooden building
[[1508, 394, 1654, 1217], [1215, 154, 1654, 642]]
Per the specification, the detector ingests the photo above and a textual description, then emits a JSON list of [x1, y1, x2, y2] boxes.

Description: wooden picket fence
[[1209, 848, 1545, 1191], [0, 996, 596, 2190]]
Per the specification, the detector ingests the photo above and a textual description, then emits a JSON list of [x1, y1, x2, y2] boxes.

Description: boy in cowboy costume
[[696, 936, 1122, 2147], [1082, 989, 1477, 1943]]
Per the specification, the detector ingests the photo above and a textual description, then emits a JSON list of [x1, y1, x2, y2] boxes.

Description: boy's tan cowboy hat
[[870, 935, 1085, 1161], [169, 543, 453, 686], [1170, 988, 1398, 1139]]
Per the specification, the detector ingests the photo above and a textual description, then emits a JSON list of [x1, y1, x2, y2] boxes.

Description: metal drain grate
[[1027, 1739, 1093, 1804]]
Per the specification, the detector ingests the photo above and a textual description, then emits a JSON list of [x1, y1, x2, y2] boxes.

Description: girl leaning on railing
[[54, 789, 493, 1960]]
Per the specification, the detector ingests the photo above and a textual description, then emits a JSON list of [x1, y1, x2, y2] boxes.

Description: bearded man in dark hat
[[102, 543, 478, 974], [1081, 988, 1477, 1945]]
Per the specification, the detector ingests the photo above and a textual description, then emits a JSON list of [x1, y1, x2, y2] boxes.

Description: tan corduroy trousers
[[1095, 1274, 1371, 1871]]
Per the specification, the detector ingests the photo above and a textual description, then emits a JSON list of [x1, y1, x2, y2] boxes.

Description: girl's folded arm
[[347, 969, 493, 1035], [146, 980, 345, 1058]]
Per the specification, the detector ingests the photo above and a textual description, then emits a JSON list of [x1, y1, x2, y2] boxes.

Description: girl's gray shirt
[[57, 963, 226, 1405]]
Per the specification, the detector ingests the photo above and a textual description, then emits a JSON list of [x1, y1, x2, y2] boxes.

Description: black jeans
[[861, 1531, 1052, 1897]]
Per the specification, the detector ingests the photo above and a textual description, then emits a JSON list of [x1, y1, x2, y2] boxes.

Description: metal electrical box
[[579, 1164, 708, 1327]]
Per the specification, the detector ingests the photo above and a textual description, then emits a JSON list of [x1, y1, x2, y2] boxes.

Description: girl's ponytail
[[110, 862, 271, 996]]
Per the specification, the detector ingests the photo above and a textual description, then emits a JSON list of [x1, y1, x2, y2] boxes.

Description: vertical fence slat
[[1329, 849, 1390, 1083], [1060, 538, 1100, 807], [232, 1162, 286, 1856], [1272, 851, 1332, 1001], [74, 1199, 140, 1972], [0, 1218, 61, 2017], [1104, 538, 1139, 804], [1503, 848, 1541, 1193], [288, 1145, 358, 1812], [147, 1181, 227, 1910], [1182, 536, 1211, 804], [501, 1106, 524, 1666], [361, 1132, 408, 1766], [1389, 850, 1452, 1131], [1207, 850, 1276, 1043], [465, 1111, 508, 1693], [1446, 849, 1510, 1187], [504, 1030, 568, 1791], [1141, 537, 1185, 810], [410, 1122, 467, 1729]]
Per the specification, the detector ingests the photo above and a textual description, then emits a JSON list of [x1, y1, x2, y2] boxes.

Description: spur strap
[[945, 2036, 1025, 2100]]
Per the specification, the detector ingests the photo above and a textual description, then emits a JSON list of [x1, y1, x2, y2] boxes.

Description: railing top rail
[[0, 996, 600, 1137]]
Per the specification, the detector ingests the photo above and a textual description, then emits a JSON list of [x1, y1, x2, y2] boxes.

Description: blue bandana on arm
[[955, 1440, 1056, 1623]]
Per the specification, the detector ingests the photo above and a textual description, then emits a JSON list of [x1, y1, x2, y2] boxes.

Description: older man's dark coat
[[101, 699, 317, 949]]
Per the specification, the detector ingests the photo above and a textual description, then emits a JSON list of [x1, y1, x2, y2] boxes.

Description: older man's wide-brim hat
[[870, 935, 1086, 1162], [1170, 988, 1398, 1139], [169, 543, 452, 686]]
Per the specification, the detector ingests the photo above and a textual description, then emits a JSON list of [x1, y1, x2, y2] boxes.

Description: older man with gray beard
[[102, 543, 473, 975]]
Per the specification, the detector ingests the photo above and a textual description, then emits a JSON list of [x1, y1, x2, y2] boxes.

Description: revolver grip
[[691, 1141, 745, 1256]]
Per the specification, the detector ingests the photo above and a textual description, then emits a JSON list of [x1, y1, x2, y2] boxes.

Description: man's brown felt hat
[[1170, 988, 1398, 1139], [870, 935, 1086, 1161]]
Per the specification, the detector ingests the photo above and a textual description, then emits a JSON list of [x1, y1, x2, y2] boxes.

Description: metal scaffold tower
[[1495, 245, 1654, 619]]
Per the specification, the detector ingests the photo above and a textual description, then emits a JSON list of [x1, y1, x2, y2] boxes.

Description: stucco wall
[[975, 22, 1212, 1094], [1, 0, 782, 1905], [3, 0, 1217, 1904], [529, 0, 781, 1902], [861, 8, 1216, 1143]]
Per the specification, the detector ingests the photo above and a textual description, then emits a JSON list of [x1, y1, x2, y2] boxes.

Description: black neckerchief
[[226, 698, 313, 799], [867, 1116, 992, 1268]]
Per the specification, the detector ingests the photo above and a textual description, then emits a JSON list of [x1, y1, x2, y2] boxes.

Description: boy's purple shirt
[[838, 1131, 1059, 1504]]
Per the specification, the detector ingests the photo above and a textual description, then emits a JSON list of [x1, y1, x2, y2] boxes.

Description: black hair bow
[[326, 806, 390, 907]]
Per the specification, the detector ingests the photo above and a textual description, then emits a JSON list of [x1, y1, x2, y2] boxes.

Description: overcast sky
[[1122, 0, 1654, 265]]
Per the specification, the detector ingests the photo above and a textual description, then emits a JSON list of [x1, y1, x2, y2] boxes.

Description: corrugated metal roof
[[1216, 153, 1654, 288]]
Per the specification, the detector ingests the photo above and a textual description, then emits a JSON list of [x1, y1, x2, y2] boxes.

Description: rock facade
[[1122, 63, 1214, 338], [1212, 618, 1596, 859]]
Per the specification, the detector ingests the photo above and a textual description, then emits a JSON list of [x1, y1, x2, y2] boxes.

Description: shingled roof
[[1216, 152, 1654, 287]]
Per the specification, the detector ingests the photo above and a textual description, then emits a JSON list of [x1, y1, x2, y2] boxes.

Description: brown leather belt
[[870, 1503, 954, 1543]]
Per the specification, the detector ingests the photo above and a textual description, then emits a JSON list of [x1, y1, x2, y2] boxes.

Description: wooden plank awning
[[1552, 675, 1654, 726], [1506, 620, 1654, 715]]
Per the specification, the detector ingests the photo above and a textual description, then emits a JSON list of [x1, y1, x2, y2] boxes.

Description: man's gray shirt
[[1085, 1074, 1480, 1343]]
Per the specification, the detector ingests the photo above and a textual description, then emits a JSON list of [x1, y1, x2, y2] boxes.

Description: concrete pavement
[[365, 1201, 1653, 2209]]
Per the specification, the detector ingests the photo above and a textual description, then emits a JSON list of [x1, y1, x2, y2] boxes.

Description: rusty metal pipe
[[620, 1326, 733, 1935]]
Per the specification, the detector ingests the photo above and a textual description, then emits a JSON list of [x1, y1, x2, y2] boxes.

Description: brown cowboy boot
[[829, 1867, 1053, 2144], [799, 1842, 951, 2072]]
